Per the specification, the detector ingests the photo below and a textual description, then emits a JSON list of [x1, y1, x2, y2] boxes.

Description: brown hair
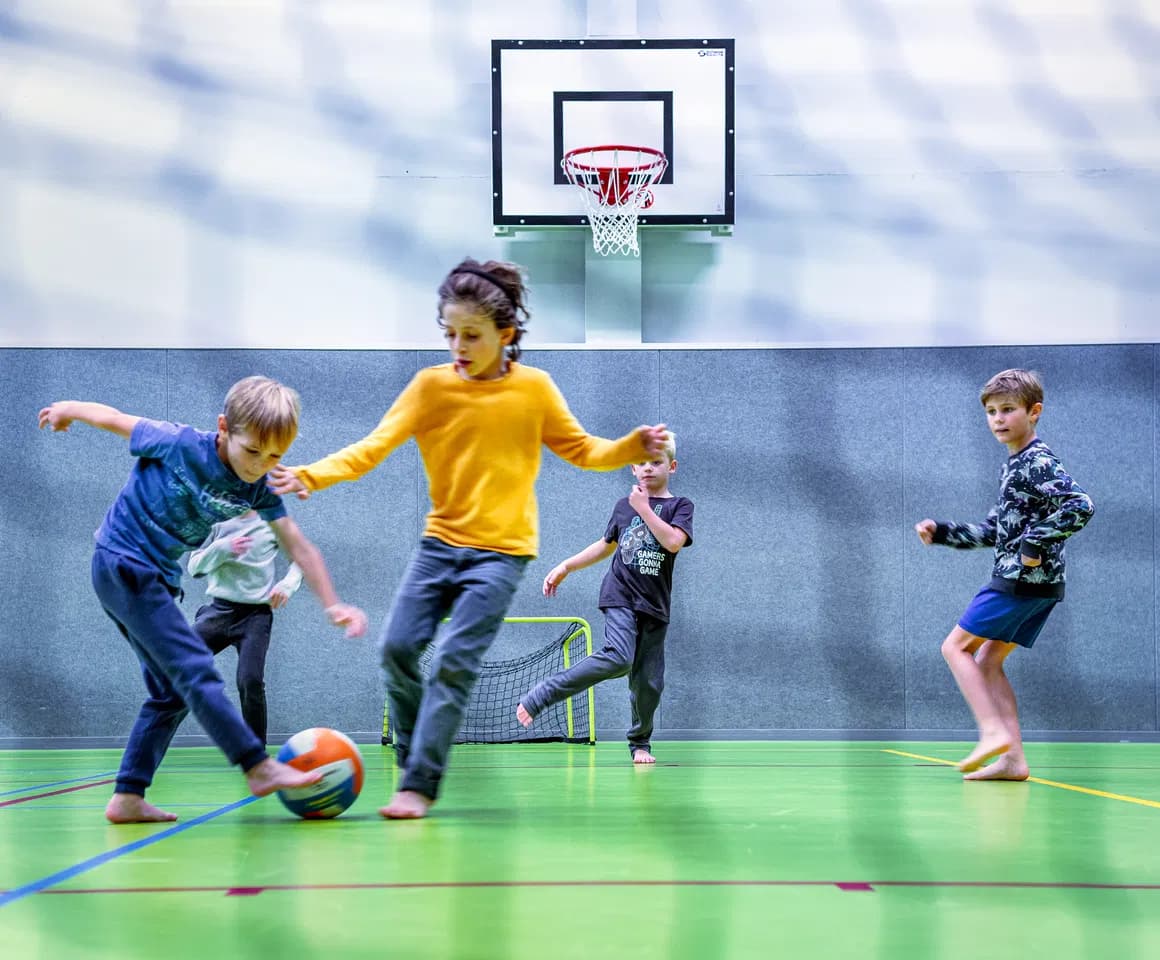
[[979, 368, 1044, 410], [223, 376, 301, 449], [437, 258, 530, 361]]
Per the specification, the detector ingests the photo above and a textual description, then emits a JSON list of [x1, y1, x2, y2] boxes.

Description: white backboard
[[492, 39, 735, 227]]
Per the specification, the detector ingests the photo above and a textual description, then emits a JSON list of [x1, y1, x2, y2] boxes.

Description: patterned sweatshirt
[[932, 438, 1094, 599]]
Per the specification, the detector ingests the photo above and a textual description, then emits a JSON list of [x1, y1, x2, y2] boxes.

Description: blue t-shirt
[[597, 495, 694, 623], [95, 419, 287, 588]]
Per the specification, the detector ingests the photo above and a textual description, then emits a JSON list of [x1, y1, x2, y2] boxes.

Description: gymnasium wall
[[1, 344, 1156, 742], [1, 1, 1157, 349], [1, 0, 1157, 742]]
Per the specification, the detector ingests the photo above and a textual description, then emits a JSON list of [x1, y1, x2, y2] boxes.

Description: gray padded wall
[[2, 350, 168, 740], [1, 345, 1155, 743]]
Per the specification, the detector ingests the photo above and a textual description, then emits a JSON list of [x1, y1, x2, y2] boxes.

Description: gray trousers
[[522, 606, 667, 755], [380, 538, 530, 800]]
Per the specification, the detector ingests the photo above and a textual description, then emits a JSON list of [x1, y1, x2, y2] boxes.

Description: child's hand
[[38, 402, 75, 432], [229, 535, 253, 557], [629, 483, 650, 514], [637, 423, 669, 458], [269, 586, 290, 609], [914, 519, 936, 545], [543, 564, 569, 598], [326, 603, 368, 638], [269, 465, 311, 500]]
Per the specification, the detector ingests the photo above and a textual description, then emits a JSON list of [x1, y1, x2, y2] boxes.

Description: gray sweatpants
[[380, 537, 530, 800], [522, 606, 667, 755]]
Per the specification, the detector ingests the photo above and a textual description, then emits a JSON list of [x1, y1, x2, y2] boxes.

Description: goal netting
[[381, 617, 596, 745]]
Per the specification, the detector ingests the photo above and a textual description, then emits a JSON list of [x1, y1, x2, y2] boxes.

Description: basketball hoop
[[561, 145, 668, 257]]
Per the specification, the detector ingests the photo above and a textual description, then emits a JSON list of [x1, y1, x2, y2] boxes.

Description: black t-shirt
[[597, 496, 694, 623]]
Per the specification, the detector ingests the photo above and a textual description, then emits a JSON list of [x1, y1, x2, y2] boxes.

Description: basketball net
[[561, 145, 668, 257]]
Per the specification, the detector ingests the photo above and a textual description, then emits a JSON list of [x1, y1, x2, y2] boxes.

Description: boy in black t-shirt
[[517, 433, 693, 763]]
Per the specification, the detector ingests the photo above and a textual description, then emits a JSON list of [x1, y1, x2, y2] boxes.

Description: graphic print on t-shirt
[[163, 464, 253, 546], [619, 509, 666, 577]]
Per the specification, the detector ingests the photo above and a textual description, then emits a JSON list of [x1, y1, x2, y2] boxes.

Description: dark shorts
[[958, 586, 1058, 649]]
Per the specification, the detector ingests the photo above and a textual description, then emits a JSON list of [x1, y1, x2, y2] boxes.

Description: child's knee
[[146, 693, 188, 717], [430, 658, 478, 700], [379, 632, 414, 669], [976, 646, 1010, 677], [941, 628, 979, 661], [598, 643, 633, 673]]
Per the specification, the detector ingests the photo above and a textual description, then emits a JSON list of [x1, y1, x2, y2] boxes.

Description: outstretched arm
[[914, 519, 937, 544], [543, 538, 616, 597], [539, 375, 668, 470], [269, 377, 425, 500], [915, 503, 1000, 550], [267, 516, 367, 637], [38, 402, 140, 439], [267, 411, 414, 500]]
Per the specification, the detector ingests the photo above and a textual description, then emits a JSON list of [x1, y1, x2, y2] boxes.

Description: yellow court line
[[882, 748, 1160, 810]]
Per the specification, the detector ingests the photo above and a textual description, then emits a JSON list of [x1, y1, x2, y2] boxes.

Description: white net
[[561, 146, 668, 257]]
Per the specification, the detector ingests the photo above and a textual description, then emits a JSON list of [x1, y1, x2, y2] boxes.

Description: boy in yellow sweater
[[272, 257, 668, 819]]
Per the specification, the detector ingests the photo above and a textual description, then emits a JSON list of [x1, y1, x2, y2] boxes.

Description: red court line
[[30, 879, 1160, 897], [0, 780, 115, 808]]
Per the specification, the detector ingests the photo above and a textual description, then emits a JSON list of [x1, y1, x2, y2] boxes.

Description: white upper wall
[[1, 0, 1157, 347]]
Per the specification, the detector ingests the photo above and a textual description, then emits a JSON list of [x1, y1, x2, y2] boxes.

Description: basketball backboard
[[491, 39, 735, 230]]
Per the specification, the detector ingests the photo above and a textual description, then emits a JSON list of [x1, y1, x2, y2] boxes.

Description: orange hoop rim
[[561, 144, 667, 176]]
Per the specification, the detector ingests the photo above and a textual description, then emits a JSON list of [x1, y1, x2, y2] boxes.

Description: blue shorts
[[957, 587, 1058, 649]]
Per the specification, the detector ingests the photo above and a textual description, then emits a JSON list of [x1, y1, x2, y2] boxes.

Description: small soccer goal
[[381, 617, 596, 745]]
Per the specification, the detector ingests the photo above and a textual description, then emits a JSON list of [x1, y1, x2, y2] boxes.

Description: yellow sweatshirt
[[294, 363, 650, 556]]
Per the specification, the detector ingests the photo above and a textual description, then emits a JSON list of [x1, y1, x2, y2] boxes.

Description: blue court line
[[0, 795, 259, 909], [0, 772, 119, 798]]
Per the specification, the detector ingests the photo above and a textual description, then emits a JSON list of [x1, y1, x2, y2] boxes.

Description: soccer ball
[[275, 727, 364, 819]]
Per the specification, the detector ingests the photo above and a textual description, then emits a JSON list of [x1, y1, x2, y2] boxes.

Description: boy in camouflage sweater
[[916, 369, 1093, 780]]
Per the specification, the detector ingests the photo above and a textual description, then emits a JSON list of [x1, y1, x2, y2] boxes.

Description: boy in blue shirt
[[517, 433, 693, 763], [188, 511, 304, 744], [916, 369, 1093, 779], [39, 376, 367, 823]]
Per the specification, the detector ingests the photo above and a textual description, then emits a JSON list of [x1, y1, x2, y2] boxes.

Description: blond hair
[[223, 376, 300, 449], [979, 369, 1043, 410], [661, 431, 677, 462]]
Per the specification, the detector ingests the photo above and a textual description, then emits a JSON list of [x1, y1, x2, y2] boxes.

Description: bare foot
[[245, 757, 323, 798], [957, 732, 1012, 773], [963, 754, 1030, 781], [105, 793, 179, 824], [379, 790, 432, 819], [632, 749, 656, 764], [516, 704, 533, 728]]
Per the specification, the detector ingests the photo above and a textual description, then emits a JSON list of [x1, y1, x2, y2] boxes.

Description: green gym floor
[[2, 741, 1159, 960]]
